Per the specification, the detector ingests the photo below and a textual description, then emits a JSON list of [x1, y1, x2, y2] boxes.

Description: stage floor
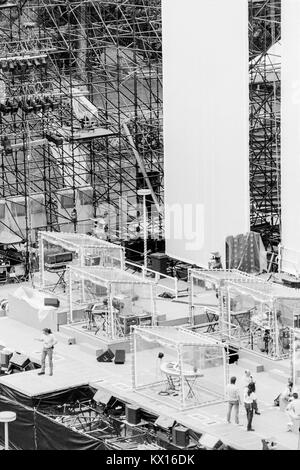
[[0, 316, 298, 450]]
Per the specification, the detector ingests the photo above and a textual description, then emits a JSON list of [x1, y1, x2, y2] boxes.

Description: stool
[[0, 411, 16, 450]]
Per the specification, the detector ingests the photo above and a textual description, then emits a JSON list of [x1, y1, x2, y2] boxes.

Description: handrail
[[125, 260, 179, 298]]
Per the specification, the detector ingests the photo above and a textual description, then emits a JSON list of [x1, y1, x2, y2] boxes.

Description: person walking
[[35, 328, 57, 376], [242, 370, 261, 415], [244, 382, 256, 431], [226, 376, 241, 425]]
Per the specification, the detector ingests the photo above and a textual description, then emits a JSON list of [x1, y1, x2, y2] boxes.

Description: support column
[[68, 267, 73, 323]]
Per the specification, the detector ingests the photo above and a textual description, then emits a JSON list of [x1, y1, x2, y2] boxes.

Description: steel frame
[[249, 0, 281, 250], [0, 0, 163, 276]]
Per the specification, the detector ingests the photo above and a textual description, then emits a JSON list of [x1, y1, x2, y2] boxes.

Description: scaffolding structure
[[249, 0, 281, 250], [0, 0, 284, 276], [0, 0, 163, 275]]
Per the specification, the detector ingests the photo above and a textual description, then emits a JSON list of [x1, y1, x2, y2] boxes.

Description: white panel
[[281, 0, 300, 275], [162, 0, 249, 266]]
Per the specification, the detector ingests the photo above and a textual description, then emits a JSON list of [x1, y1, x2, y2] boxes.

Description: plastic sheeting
[[226, 232, 267, 273], [293, 329, 300, 386], [0, 230, 23, 245], [7, 286, 60, 332], [222, 280, 296, 358], [69, 266, 156, 336], [133, 327, 226, 409], [39, 232, 124, 292]]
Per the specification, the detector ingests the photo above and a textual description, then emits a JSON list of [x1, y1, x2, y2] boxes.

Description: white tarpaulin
[[72, 87, 99, 121], [0, 230, 23, 245], [162, 0, 250, 267], [281, 0, 300, 275], [7, 286, 60, 332]]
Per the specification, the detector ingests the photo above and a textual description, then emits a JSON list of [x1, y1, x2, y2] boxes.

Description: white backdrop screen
[[162, 0, 250, 266], [281, 0, 300, 275]]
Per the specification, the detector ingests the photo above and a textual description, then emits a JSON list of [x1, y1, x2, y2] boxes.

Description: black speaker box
[[9, 352, 30, 369], [47, 252, 73, 264], [97, 349, 114, 363], [172, 426, 189, 448], [0, 351, 13, 368], [44, 298, 60, 308], [114, 349, 125, 364], [56, 252, 73, 263], [228, 345, 239, 364], [126, 404, 141, 425]]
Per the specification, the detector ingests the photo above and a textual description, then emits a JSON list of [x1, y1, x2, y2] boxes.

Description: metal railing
[[125, 260, 179, 298]]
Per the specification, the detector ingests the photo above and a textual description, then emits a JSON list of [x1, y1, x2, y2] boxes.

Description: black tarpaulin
[[0, 383, 95, 409], [0, 383, 106, 450], [0, 396, 35, 450], [35, 412, 105, 450]]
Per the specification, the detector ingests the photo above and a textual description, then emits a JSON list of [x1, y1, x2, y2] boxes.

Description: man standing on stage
[[35, 328, 57, 376], [226, 376, 241, 425]]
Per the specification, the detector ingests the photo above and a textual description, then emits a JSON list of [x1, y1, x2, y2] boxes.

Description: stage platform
[[59, 321, 132, 354], [58, 291, 218, 355], [0, 316, 298, 450]]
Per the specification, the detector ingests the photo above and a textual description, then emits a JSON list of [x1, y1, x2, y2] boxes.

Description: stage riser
[[59, 324, 131, 353], [239, 349, 291, 376], [158, 313, 204, 327]]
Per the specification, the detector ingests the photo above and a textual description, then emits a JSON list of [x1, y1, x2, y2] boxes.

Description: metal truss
[[0, 0, 163, 274], [249, 0, 281, 251]]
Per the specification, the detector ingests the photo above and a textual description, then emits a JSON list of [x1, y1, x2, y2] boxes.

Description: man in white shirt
[[226, 376, 241, 425], [286, 393, 300, 431], [35, 328, 57, 376]]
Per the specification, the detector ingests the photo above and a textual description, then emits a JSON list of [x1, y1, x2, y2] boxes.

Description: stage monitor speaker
[[44, 298, 60, 308], [9, 352, 30, 369], [47, 252, 73, 264], [172, 425, 189, 448], [114, 349, 125, 364], [199, 433, 223, 450], [227, 345, 239, 364], [126, 404, 141, 425], [154, 415, 176, 430], [56, 252, 73, 263], [93, 389, 112, 405], [97, 349, 114, 363]]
